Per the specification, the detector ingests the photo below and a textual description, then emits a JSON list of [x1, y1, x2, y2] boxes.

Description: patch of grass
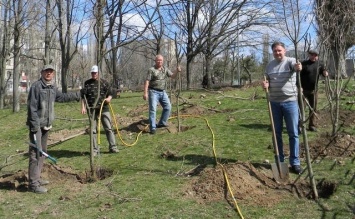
[[1, 81, 354, 218]]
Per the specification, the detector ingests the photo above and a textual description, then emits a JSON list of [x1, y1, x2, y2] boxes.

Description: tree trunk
[[12, 0, 23, 113], [330, 47, 347, 135], [205, 54, 212, 89], [0, 0, 11, 109], [45, 0, 51, 65]]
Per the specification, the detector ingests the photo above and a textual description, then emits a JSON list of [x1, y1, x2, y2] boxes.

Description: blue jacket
[[26, 78, 80, 132]]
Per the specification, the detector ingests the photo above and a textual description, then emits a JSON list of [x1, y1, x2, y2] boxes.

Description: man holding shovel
[[27, 64, 81, 193], [262, 41, 303, 175]]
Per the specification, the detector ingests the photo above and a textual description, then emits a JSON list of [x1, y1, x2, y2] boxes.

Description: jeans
[[148, 89, 171, 131], [28, 129, 49, 188], [270, 100, 300, 166], [91, 109, 116, 151]]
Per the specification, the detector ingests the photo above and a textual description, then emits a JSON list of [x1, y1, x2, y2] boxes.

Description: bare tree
[[166, 0, 204, 90], [101, 0, 156, 84], [12, 0, 26, 112], [54, 0, 90, 93], [315, 0, 355, 135], [0, 0, 11, 109]]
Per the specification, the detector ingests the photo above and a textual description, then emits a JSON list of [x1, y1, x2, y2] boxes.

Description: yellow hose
[[97, 104, 244, 218], [168, 115, 244, 219]]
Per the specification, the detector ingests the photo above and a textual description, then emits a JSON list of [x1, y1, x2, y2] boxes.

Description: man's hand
[[143, 93, 148, 101], [104, 96, 112, 103], [295, 61, 302, 71], [262, 80, 269, 89]]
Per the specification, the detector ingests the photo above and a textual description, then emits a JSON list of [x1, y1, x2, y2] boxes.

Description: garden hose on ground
[[168, 115, 244, 219], [97, 104, 244, 219]]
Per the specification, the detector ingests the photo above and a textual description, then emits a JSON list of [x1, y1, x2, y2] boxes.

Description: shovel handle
[[264, 76, 284, 178]]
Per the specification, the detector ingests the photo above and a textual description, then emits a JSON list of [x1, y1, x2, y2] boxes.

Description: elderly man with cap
[[80, 65, 118, 155], [27, 64, 81, 193], [300, 49, 328, 132]]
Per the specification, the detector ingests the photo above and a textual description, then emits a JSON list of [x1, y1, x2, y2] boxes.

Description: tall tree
[[12, 0, 25, 112], [55, 0, 90, 93], [167, 0, 204, 90], [0, 0, 11, 109], [103, 0, 156, 87]]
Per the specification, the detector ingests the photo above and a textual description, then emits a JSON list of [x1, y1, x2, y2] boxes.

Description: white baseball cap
[[91, 65, 99, 73]]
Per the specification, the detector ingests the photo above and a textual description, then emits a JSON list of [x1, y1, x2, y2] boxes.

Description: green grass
[[0, 81, 354, 219]]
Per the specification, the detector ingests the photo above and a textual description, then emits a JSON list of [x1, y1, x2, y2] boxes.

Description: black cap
[[308, 49, 319, 55]]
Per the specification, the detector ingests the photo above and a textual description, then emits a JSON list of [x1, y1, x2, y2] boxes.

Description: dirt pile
[[184, 162, 314, 206]]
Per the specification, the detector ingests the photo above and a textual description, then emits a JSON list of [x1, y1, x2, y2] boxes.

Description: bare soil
[[1, 96, 354, 207]]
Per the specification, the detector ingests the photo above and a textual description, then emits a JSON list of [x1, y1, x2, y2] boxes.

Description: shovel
[[264, 77, 289, 183]]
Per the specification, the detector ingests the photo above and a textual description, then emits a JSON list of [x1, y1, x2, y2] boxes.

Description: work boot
[[30, 186, 47, 194], [157, 124, 169, 128], [39, 179, 50, 186], [109, 146, 119, 153], [291, 165, 303, 175], [150, 129, 156, 135], [309, 126, 317, 132]]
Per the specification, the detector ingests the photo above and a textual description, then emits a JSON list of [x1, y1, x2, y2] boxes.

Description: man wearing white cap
[[27, 64, 81, 193], [80, 65, 118, 155]]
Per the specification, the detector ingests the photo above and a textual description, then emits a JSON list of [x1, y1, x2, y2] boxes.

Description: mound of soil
[[184, 162, 313, 207], [0, 163, 113, 191]]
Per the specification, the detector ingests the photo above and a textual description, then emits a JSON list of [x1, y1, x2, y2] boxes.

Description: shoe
[[291, 165, 303, 175], [39, 179, 49, 186], [30, 186, 47, 194], [309, 126, 317, 132], [150, 129, 156, 134], [93, 150, 99, 156], [157, 124, 168, 128], [109, 147, 119, 153]]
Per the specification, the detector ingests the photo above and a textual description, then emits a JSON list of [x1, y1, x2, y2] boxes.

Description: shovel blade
[[271, 162, 289, 183]]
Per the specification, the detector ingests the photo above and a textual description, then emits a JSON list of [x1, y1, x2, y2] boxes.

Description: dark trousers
[[302, 90, 318, 128], [28, 129, 49, 188]]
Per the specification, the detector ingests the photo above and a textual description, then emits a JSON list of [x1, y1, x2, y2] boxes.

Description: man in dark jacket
[[80, 65, 118, 155], [27, 64, 80, 193], [300, 49, 328, 132]]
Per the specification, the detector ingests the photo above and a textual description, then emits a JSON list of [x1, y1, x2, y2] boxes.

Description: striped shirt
[[265, 57, 298, 102]]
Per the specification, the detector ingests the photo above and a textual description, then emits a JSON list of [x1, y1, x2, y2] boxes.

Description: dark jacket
[[300, 60, 325, 91], [81, 78, 112, 111], [27, 78, 80, 132]]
